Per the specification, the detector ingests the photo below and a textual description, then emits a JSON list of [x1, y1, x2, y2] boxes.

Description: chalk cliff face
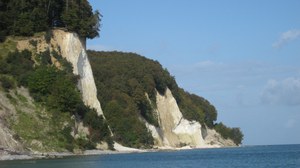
[[17, 29, 104, 116], [45, 31, 235, 149], [146, 88, 235, 148], [155, 88, 205, 148], [51, 30, 104, 116]]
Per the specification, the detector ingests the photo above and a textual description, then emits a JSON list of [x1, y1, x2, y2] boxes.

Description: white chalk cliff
[[51, 30, 104, 116], [146, 88, 235, 148], [3, 30, 234, 151], [30, 30, 234, 149]]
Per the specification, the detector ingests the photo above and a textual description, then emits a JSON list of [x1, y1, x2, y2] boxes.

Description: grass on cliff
[[0, 32, 46, 59], [0, 47, 112, 151], [10, 103, 74, 152]]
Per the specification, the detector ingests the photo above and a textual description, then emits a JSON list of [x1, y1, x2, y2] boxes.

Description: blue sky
[[87, 0, 300, 145]]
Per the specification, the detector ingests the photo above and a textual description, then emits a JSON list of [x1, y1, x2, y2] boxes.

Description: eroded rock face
[[153, 88, 206, 148], [146, 88, 236, 148], [51, 30, 104, 116], [0, 124, 21, 151], [202, 128, 236, 147]]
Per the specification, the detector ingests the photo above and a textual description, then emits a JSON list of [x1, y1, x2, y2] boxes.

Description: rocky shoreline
[[0, 148, 146, 161]]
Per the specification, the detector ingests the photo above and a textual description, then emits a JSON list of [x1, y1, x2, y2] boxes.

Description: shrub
[[83, 109, 112, 145], [76, 137, 95, 150], [0, 76, 15, 91], [29, 40, 37, 47], [38, 49, 52, 65], [214, 122, 244, 145], [60, 126, 75, 151]]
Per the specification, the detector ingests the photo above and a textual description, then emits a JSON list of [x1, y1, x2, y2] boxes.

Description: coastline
[[0, 145, 237, 161]]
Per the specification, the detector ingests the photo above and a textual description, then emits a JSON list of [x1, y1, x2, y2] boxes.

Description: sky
[[87, 0, 300, 146]]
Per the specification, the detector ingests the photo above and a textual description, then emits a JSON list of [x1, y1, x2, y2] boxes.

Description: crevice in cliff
[[174, 117, 184, 129]]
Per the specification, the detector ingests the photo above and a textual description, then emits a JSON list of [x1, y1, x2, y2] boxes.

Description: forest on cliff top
[[88, 51, 243, 146], [0, 0, 100, 41]]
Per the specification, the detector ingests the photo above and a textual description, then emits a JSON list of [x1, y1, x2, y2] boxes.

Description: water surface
[[1, 144, 300, 168]]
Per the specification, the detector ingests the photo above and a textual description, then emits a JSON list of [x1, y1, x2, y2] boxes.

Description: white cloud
[[261, 77, 300, 106], [272, 29, 300, 48]]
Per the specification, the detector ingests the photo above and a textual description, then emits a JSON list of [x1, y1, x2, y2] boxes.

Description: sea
[[1, 144, 300, 168]]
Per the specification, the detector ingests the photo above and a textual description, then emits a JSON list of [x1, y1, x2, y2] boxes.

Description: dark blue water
[[1, 144, 300, 168]]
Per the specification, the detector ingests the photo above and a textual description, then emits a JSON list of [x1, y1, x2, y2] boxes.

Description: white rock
[[155, 88, 206, 148], [113, 142, 142, 152], [52, 30, 104, 116], [143, 88, 236, 149]]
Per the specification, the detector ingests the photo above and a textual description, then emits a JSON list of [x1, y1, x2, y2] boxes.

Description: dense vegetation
[[0, 42, 112, 151], [89, 51, 172, 148], [89, 51, 243, 145], [0, 0, 243, 147], [0, 0, 101, 42]]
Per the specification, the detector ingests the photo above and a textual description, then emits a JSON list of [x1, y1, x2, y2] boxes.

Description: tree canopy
[[0, 0, 101, 41]]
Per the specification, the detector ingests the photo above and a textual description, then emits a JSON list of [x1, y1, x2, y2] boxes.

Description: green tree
[[27, 66, 57, 101], [61, 0, 101, 38], [83, 109, 112, 149], [0, 0, 10, 41], [0, 0, 101, 39], [0, 75, 15, 91]]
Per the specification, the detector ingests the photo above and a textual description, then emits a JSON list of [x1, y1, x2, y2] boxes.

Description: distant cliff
[[89, 51, 242, 148]]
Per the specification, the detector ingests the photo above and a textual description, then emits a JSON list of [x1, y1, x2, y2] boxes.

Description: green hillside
[[88, 51, 243, 146]]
